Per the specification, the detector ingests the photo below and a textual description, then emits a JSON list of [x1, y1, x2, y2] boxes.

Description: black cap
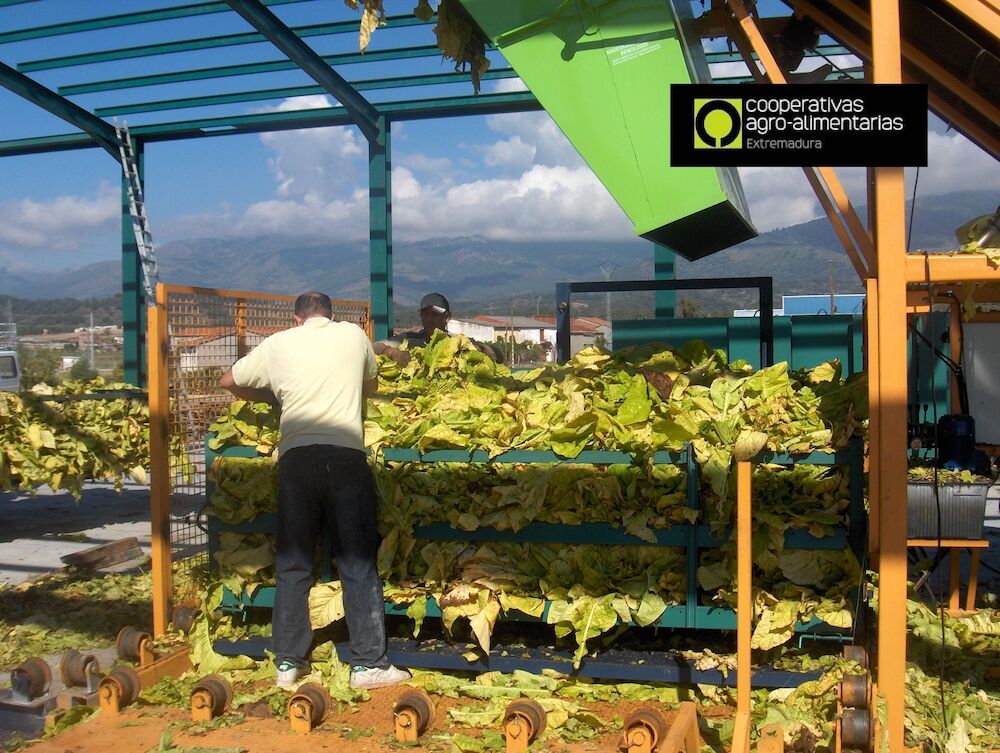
[[420, 292, 450, 313]]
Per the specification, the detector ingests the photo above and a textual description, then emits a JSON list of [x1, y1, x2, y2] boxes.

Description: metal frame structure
[[0, 0, 858, 383], [553, 277, 774, 365], [2, 1, 999, 749]]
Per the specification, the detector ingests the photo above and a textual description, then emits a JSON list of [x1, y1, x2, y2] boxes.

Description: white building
[[448, 315, 610, 359]]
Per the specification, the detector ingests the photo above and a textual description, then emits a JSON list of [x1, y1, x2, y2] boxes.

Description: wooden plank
[[60, 537, 142, 569], [907, 538, 990, 548]]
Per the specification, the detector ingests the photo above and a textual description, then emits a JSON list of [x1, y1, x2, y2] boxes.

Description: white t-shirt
[[231, 317, 378, 454]]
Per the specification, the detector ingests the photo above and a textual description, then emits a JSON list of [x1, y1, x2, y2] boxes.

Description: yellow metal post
[[871, 1, 908, 748], [148, 284, 172, 637], [732, 460, 753, 753]]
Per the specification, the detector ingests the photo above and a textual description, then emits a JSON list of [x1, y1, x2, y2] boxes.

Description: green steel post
[[122, 138, 146, 386], [369, 115, 392, 340], [654, 244, 676, 318], [684, 441, 699, 628]]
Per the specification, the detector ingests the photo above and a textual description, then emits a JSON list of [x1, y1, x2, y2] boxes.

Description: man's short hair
[[420, 292, 450, 313], [294, 291, 333, 319]]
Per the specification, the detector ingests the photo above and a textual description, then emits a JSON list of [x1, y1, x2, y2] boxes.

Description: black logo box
[[670, 83, 927, 167]]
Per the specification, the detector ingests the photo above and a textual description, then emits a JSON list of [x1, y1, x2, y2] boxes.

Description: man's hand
[[383, 346, 411, 366], [219, 369, 280, 410]]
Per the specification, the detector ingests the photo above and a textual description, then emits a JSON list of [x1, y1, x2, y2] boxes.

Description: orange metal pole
[[831, 0, 1000, 130], [940, 0, 1000, 35], [148, 284, 173, 637], [948, 550, 962, 614], [802, 167, 870, 279], [871, 1, 909, 748], [728, 0, 872, 279], [865, 278, 880, 566], [950, 302, 963, 415], [816, 166, 875, 270], [736, 460, 752, 713], [789, 0, 1000, 162], [735, 460, 753, 751]]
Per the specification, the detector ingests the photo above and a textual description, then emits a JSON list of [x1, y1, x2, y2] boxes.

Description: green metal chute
[[459, 0, 756, 260]]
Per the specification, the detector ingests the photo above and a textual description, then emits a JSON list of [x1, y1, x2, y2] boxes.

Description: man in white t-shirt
[[220, 291, 409, 690]]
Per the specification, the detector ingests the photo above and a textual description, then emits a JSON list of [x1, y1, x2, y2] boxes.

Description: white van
[[0, 350, 20, 392]]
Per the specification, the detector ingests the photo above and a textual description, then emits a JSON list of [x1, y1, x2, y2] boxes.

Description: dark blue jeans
[[272, 445, 388, 669]]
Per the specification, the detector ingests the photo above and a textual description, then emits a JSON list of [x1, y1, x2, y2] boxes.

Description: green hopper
[[458, 0, 756, 259]]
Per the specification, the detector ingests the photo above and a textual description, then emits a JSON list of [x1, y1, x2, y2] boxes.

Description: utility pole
[[89, 311, 95, 369], [828, 259, 837, 314]]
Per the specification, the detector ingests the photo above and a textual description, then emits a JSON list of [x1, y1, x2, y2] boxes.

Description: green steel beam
[[702, 42, 851, 65], [0, 61, 119, 158], [0, 91, 542, 156], [654, 244, 676, 318], [17, 15, 431, 73], [369, 115, 392, 339], [0, 132, 93, 157], [0, 0, 307, 44], [58, 44, 443, 95], [56, 42, 846, 97], [95, 68, 519, 116], [223, 0, 379, 142]]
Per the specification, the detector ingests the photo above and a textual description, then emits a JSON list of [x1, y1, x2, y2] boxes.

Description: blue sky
[[1, 0, 998, 275]]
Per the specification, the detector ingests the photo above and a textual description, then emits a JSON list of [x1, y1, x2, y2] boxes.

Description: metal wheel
[[843, 644, 869, 669], [116, 626, 151, 661], [503, 699, 547, 744], [394, 689, 436, 735], [191, 674, 233, 717], [623, 706, 669, 751], [841, 707, 873, 752], [840, 674, 871, 709], [106, 665, 142, 707], [289, 682, 331, 727], [60, 650, 99, 688], [171, 606, 201, 634], [11, 657, 51, 700]]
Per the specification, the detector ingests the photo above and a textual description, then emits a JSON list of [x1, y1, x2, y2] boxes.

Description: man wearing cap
[[219, 291, 410, 691], [375, 292, 498, 365]]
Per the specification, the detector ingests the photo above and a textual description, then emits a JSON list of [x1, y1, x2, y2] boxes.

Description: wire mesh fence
[[154, 285, 370, 613]]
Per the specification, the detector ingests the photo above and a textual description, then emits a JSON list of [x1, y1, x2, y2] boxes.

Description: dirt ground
[[18, 685, 734, 753]]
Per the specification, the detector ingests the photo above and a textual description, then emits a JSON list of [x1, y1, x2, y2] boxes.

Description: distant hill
[[2, 190, 995, 318]]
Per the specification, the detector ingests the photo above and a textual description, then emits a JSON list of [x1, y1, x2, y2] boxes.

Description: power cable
[[922, 262, 951, 735]]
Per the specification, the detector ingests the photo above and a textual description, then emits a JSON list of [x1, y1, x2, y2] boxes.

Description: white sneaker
[[275, 661, 301, 689], [349, 665, 410, 689]]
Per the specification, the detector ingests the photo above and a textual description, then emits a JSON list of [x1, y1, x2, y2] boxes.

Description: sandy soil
[[19, 685, 734, 753]]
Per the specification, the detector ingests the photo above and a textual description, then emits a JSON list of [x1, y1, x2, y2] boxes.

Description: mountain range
[[0, 190, 994, 314]]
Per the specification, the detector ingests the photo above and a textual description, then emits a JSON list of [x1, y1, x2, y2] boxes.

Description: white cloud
[[0, 183, 118, 250], [391, 163, 632, 242], [907, 130, 1000, 198], [398, 152, 454, 178], [257, 96, 365, 203], [738, 130, 1000, 232], [167, 92, 999, 246], [484, 110, 584, 171]]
